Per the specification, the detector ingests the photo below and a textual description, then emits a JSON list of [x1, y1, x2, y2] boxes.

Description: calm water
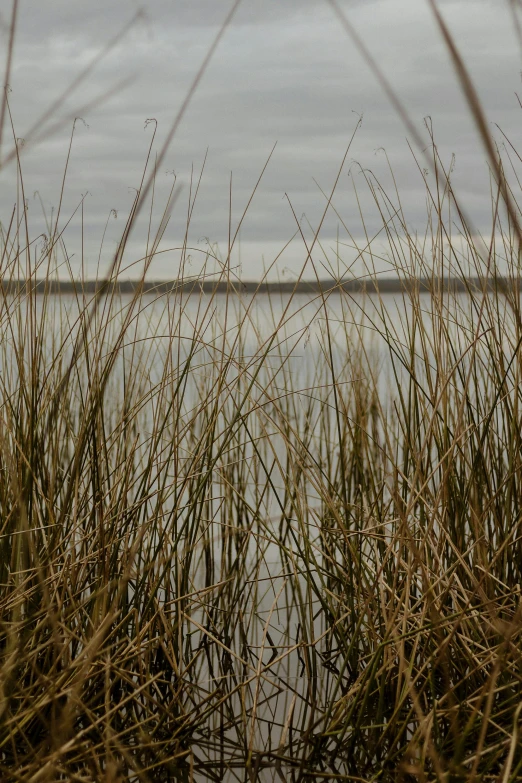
[[2, 289, 517, 779]]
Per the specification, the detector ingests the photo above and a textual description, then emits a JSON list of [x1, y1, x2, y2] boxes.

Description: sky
[[1, 0, 521, 280]]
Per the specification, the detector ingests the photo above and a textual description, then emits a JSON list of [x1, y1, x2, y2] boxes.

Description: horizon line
[[1, 276, 520, 295]]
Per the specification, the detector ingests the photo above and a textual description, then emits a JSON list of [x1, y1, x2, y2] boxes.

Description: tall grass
[[2, 3, 522, 781]]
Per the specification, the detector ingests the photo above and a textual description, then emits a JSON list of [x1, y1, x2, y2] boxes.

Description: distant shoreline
[[1, 277, 520, 295]]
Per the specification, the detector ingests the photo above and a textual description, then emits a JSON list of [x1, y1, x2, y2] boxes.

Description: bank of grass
[[2, 3, 522, 782]]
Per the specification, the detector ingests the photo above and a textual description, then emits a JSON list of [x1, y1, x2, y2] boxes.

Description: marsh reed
[[2, 1, 522, 780]]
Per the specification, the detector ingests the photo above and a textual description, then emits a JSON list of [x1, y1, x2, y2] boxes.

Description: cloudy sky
[[1, 0, 521, 280]]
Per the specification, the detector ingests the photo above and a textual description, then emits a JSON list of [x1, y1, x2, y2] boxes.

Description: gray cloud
[[0, 0, 520, 279], [9, 0, 370, 38]]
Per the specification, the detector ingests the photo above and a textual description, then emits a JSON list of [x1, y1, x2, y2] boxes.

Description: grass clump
[[1, 3, 522, 781]]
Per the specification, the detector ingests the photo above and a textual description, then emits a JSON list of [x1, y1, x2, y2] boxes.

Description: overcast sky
[[1, 0, 521, 280]]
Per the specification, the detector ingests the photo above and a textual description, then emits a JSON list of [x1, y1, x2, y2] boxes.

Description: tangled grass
[[2, 1, 522, 780]]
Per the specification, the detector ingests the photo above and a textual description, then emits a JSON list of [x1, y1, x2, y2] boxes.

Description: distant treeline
[[1, 277, 521, 295]]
